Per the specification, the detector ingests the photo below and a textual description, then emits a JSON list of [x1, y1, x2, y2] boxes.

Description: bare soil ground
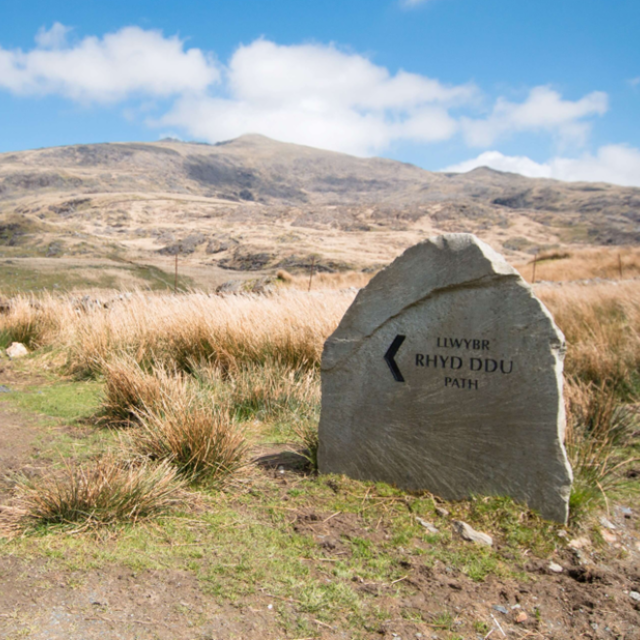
[[0, 363, 639, 639], [1, 513, 639, 640]]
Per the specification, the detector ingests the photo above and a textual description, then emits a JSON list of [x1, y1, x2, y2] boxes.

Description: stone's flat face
[[318, 233, 572, 523]]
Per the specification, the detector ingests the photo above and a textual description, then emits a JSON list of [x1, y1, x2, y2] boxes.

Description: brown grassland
[[514, 245, 640, 283], [0, 247, 639, 639]]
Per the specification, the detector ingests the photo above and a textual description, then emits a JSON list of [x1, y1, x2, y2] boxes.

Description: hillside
[[0, 134, 639, 289]]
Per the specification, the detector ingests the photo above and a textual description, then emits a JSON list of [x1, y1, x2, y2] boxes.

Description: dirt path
[[0, 406, 42, 502], [0, 368, 279, 639], [0, 361, 49, 503], [0, 557, 279, 640]]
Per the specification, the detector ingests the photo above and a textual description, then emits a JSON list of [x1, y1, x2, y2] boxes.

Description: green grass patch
[[2, 381, 104, 423], [0, 260, 189, 293]]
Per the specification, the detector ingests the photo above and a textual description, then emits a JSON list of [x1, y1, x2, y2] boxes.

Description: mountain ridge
[[0, 134, 638, 287]]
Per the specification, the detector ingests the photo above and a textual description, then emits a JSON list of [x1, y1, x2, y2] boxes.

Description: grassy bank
[[0, 277, 638, 638]]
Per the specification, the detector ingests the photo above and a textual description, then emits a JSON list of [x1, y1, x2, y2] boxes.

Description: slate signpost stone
[[318, 233, 572, 522]]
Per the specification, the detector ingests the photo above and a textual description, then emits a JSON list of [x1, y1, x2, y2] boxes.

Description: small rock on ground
[[6, 342, 28, 359], [452, 520, 493, 547], [415, 517, 439, 534], [568, 536, 591, 550]]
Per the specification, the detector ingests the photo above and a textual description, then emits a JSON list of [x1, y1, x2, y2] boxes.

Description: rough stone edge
[[321, 234, 517, 372]]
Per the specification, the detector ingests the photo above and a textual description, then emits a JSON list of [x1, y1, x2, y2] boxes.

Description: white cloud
[[461, 86, 608, 147], [628, 77, 640, 88], [228, 40, 472, 110], [35, 22, 72, 49], [0, 25, 219, 102], [163, 43, 610, 156], [0, 27, 623, 166], [161, 39, 473, 155], [442, 144, 640, 187]]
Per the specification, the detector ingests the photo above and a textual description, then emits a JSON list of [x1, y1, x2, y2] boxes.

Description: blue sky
[[1, 0, 639, 185]]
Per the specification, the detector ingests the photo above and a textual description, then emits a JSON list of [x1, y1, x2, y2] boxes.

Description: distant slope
[[0, 134, 444, 205], [0, 134, 639, 278]]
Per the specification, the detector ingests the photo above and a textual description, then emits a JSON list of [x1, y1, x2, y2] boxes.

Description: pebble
[[548, 562, 563, 573], [435, 506, 450, 518], [452, 520, 493, 547], [599, 516, 616, 530], [515, 611, 528, 623], [493, 605, 509, 615], [630, 591, 640, 602], [416, 517, 439, 534], [568, 536, 591, 550], [0, 385, 10, 393], [6, 342, 28, 359]]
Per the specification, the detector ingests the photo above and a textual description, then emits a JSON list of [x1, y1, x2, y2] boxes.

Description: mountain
[[0, 134, 638, 287]]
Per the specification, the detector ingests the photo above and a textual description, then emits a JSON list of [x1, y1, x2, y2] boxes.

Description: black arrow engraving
[[384, 334, 406, 382]]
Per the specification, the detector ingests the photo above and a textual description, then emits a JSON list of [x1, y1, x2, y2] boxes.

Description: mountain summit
[[0, 135, 638, 280]]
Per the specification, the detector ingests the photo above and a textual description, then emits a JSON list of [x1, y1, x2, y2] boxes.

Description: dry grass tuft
[[0, 294, 74, 349], [205, 361, 320, 422], [565, 379, 638, 519], [276, 269, 294, 283], [291, 420, 320, 471], [99, 358, 167, 427], [99, 358, 197, 428], [539, 282, 640, 394], [130, 390, 248, 484], [16, 457, 185, 529]]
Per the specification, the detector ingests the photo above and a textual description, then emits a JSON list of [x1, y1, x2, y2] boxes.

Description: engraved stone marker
[[318, 233, 572, 522]]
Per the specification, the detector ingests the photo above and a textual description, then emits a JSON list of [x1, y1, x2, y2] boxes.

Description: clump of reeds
[[99, 358, 164, 427], [63, 291, 351, 378], [130, 390, 248, 485], [539, 282, 640, 395], [276, 269, 294, 283], [197, 360, 320, 422], [565, 379, 638, 519], [291, 420, 320, 471], [99, 358, 189, 427], [0, 294, 73, 349], [16, 457, 184, 529]]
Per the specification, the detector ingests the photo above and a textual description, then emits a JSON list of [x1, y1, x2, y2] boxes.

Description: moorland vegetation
[[0, 248, 638, 637]]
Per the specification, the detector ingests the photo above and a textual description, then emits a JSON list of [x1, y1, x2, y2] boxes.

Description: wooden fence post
[[174, 251, 179, 293], [618, 252, 623, 280]]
